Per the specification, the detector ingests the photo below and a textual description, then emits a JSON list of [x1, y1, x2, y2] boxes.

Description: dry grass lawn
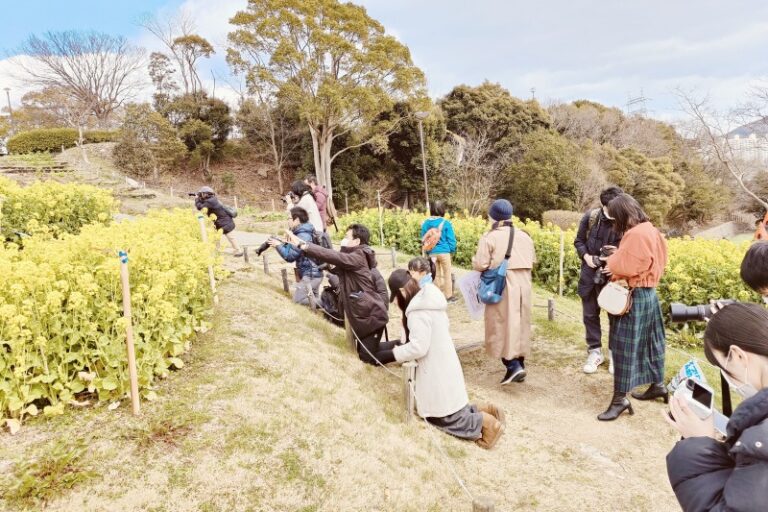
[[0, 245, 692, 512]]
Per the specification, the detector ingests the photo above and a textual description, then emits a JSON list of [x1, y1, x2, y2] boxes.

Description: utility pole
[[530, 87, 536, 100]]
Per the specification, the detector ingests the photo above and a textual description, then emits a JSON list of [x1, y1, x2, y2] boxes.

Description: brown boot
[[476, 411, 505, 450], [476, 402, 506, 427]]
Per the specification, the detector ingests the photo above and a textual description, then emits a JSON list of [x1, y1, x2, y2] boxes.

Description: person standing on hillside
[[598, 193, 668, 421], [194, 186, 243, 256], [376, 258, 506, 449], [573, 186, 623, 375], [286, 223, 389, 365], [304, 175, 329, 230], [286, 181, 323, 233], [472, 199, 536, 385], [268, 207, 324, 306], [421, 200, 458, 303]]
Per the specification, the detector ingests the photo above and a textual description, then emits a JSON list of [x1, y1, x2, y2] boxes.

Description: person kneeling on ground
[[286, 223, 389, 365], [665, 302, 768, 511], [194, 186, 243, 256], [376, 258, 506, 449], [269, 207, 324, 306]]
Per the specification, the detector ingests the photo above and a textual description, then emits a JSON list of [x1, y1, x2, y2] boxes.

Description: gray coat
[[666, 388, 768, 511]]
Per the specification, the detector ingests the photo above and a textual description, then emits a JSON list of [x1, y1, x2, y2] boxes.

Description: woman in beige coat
[[472, 199, 536, 385]]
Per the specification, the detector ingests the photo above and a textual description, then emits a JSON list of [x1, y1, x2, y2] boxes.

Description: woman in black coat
[[194, 186, 243, 256], [665, 302, 768, 511]]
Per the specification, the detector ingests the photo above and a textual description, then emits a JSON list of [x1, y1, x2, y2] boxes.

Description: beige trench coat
[[472, 224, 536, 360]]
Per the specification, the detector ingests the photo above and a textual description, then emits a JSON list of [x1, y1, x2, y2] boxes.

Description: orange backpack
[[421, 220, 446, 253]]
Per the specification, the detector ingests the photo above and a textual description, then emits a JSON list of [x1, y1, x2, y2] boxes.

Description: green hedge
[[7, 128, 120, 154], [336, 208, 757, 308]]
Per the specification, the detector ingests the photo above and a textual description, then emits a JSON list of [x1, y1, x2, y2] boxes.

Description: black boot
[[597, 392, 634, 421], [630, 383, 669, 403]]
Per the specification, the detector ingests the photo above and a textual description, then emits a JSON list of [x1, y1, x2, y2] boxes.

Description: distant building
[[726, 119, 768, 166]]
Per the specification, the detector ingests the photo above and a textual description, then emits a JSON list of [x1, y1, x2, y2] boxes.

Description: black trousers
[[357, 328, 385, 365], [581, 287, 603, 351]]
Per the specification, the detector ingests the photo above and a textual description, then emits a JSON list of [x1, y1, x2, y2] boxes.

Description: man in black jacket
[[194, 186, 243, 256], [287, 223, 389, 365], [573, 186, 623, 374]]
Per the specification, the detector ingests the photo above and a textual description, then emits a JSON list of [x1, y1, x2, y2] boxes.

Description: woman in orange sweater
[[598, 193, 668, 421]]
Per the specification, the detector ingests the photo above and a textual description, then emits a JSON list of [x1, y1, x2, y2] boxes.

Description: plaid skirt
[[608, 287, 666, 393]]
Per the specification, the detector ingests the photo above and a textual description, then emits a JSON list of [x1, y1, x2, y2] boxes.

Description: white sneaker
[[608, 350, 614, 375], [583, 349, 604, 374]]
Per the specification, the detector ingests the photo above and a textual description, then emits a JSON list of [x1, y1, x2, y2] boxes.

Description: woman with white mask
[[665, 302, 768, 511]]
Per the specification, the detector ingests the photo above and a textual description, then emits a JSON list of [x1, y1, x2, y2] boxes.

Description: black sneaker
[[500, 359, 526, 385]]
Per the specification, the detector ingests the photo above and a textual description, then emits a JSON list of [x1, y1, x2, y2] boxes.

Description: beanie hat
[[387, 269, 413, 303], [488, 199, 513, 221], [198, 186, 215, 195]]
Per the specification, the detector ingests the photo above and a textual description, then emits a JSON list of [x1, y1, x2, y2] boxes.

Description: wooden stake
[[377, 190, 385, 246], [271, 198, 276, 212], [197, 214, 218, 305], [345, 193, 349, 214], [263, 254, 270, 274], [390, 246, 397, 267], [243, 246, 249, 263], [558, 230, 565, 297], [548, 298, 555, 321], [118, 251, 140, 416], [472, 497, 495, 511], [281, 268, 289, 293], [234, 196, 238, 209], [170, 186, 174, 197], [403, 361, 417, 423]]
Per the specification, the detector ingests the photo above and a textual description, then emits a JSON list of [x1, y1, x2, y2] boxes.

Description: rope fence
[[236, 239, 495, 511]]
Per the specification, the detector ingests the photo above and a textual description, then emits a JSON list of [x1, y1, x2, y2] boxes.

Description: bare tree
[[443, 131, 504, 216], [140, 12, 212, 96], [15, 31, 145, 126], [237, 98, 304, 192], [677, 90, 768, 210]]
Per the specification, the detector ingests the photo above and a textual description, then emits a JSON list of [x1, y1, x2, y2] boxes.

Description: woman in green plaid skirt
[[598, 194, 668, 421]]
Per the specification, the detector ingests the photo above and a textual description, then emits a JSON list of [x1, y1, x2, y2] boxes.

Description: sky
[[1, 0, 767, 121]]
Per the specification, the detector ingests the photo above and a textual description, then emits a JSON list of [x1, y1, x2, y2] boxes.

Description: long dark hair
[[395, 279, 421, 342], [704, 302, 768, 374], [290, 180, 314, 199], [606, 193, 650, 233]]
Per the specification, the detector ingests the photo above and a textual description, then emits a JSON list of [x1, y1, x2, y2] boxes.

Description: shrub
[[7, 128, 120, 153], [8, 128, 79, 154], [1, 180, 116, 241], [0, 209, 217, 425], [542, 210, 583, 230]]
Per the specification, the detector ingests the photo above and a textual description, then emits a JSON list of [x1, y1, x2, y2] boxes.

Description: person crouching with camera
[[267, 207, 324, 306], [597, 193, 668, 421], [665, 302, 768, 511], [574, 186, 623, 374]]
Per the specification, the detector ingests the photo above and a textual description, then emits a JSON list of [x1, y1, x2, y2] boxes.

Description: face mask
[[603, 207, 614, 220], [418, 274, 433, 288], [722, 350, 759, 399], [763, 295, 768, 305], [339, 238, 350, 247]]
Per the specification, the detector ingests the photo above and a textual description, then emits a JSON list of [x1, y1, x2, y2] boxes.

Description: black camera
[[592, 246, 613, 286], [188, 192, 198, 197], [669, 299, 736, 323], [255, 236, 285, 256]]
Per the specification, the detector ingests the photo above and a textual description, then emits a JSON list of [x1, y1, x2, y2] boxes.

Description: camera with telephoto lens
[[669, 299, 736, 323], [591, 246, 613, 286], [255, 236, 285, 257], [188, 192, 198, 197]]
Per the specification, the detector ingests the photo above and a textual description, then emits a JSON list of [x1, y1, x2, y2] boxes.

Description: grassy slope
[[1, 247, 693, 511]]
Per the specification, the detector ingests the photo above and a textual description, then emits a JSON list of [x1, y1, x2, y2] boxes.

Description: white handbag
[[597, 281, 633, 316]]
